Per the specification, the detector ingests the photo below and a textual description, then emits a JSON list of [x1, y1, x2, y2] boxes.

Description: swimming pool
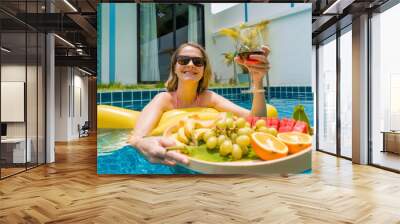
[[97, 94, 314, 174]]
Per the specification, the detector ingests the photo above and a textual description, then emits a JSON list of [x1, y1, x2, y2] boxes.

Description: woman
[[129, 42, 270, 166]]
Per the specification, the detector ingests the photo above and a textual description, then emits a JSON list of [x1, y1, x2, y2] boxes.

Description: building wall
[[100, 3, 137, 85], [55, 67, 89, 141], [207, 3, 312, 86]]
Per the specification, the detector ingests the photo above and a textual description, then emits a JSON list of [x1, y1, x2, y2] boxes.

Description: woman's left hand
[[235, 45, 270, 83]]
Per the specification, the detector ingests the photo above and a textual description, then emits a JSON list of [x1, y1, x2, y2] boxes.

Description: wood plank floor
[[1, 134, 400, 224]]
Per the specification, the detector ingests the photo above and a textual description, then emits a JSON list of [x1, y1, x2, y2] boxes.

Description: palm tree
[[218, 21, 269, 84]]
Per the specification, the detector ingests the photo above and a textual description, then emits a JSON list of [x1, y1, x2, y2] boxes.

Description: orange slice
[[250, 132, 288, 161], [277, 132, 312, 154]]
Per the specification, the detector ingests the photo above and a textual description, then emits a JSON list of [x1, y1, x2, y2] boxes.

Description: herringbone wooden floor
[[1, 134, 400, 224]]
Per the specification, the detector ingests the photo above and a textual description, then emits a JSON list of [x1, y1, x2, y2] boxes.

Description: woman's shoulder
[[153, 91, 174, 110], [200, 89, 216, 97], [198, 90, 218, 107], [155, 91, 173, 99]]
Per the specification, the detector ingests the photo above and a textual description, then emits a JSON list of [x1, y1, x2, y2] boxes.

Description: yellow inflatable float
[[97, 104, 278, 136]]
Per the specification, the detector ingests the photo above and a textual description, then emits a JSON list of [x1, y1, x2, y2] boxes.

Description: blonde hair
[[165, 43, 212, 94]]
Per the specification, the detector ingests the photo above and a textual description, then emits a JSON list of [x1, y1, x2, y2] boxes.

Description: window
[[339, 27, 352, 158], [370, 3, 400, 171], [317, 35, 337, 155], [139, 3, 205, 83]]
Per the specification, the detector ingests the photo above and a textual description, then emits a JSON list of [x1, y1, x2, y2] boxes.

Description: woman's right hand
[[129, 136, 189, 166]]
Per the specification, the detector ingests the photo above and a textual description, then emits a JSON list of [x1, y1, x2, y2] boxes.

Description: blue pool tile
[[150, 91, 157, 99], [132, 91, 141, 100], [300, 86, 306, 92], [112, 92, 122, 102], [112, 102, 123, 107], [97, 93, 101, 104], [142, 91, 150, 100], [293, 86, 299, 92], [284, 86, 289, 92], [123, 91, 132, 102], [306, 86, 312, 92], [101, 92, 111, 103], [123, 101, 133, 108], [288, 92, 293, 98], [293, 92, 299, 98], [287, 86, 292, 92]]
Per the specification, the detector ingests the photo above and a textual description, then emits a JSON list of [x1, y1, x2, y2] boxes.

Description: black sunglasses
[[176, 55, 206, 67]]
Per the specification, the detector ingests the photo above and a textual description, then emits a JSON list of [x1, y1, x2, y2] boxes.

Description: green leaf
[[292, 104, 313, 135], [185, 144, 259, 162]]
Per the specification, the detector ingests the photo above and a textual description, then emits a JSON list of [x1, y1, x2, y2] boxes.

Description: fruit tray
[[185, 146, 312, 174]]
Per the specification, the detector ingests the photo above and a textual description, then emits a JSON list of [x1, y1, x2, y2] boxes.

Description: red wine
[[238, 51, 264, 64]]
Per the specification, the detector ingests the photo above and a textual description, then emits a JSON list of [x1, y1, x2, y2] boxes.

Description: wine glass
[[236, 26, 265, 93]]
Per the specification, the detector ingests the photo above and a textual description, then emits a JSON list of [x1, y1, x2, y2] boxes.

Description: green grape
[[237, 128, 248, 136], [248, 127, 255, 135], [257, 126, 269, 133], [267, 127, 278, 136], [203, 129, 215, 141], [236, 135, 250, 148], [235, 117, 246, 128], [238, 127, 252, 136], [255, 119, 266, 129], [241, 145, 249, 155], [216, 119, 227, 130], [219, 140, 233, 156], [226, 118, 234, 129], [230, 133, 238, 144], [232, 144, 243, 160], [206, 136, 218, 149], [217, 135, 227, 146], [245, 122, 251, 128]]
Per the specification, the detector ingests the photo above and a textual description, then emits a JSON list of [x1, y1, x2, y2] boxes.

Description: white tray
[[184, 147, 312, 174]]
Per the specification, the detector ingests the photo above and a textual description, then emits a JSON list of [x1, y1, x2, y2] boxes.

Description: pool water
[[97, 129, 199, 174], [97, 96, 313, 174]]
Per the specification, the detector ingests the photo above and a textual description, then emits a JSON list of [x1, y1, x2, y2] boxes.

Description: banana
[[177, 127, 189, 144], [170, 133, 186, 146], [194, 119, 217, 129], [192, 128, 209, 142], [184, 120, 195, 138], [162, 124, 180, 137]]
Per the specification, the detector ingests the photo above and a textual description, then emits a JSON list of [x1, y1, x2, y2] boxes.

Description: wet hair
[[165, 42, 212, 94]]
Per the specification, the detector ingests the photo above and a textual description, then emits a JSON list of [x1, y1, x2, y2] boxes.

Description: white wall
[[55, 67, 89, 141], [115, 4, 137, 84], [100, 3, 137, 85], [1, 64, 46, 163], [267, 10, 312, 86], [1, 65, 26, 139], [206, 3, 312, 86]]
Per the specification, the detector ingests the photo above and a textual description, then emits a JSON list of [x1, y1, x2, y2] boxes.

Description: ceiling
[[0, 0, 395, 76]]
